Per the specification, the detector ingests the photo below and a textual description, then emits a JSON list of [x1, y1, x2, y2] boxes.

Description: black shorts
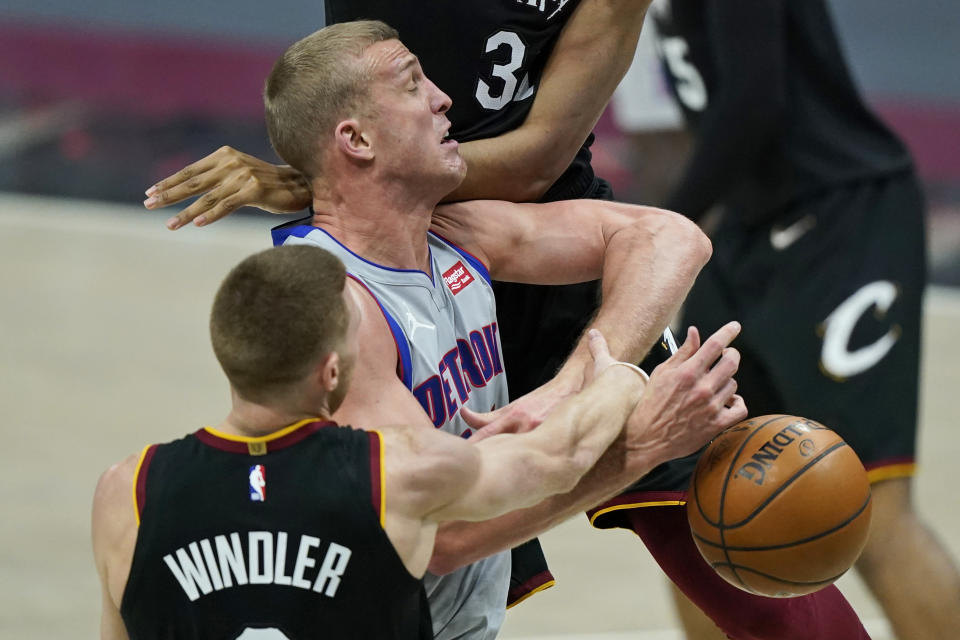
[[590, 171, 927, 530]]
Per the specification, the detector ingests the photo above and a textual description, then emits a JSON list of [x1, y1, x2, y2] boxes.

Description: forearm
[[441, 0, 651, 203], [447, 361, 644, 524], [430, 435, 661, 575], [553, 209, 711, 391]]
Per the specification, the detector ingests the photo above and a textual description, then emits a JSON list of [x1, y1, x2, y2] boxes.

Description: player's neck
[[218, 390, 332, 439], [311, 178, 437, 272]]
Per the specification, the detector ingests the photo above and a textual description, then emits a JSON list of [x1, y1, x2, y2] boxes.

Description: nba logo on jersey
[[249, 465, 266, 502], [442, 261, 474, 295]]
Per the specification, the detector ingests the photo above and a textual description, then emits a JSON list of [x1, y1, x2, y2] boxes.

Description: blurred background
[[1, 1, 958, 639]]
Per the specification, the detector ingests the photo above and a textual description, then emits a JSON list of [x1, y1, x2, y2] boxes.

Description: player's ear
[[334, 119, 374, 162], [318, 350, 341, 394]]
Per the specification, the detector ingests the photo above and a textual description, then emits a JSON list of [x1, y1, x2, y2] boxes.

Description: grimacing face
[[360, 39, 466, 189]]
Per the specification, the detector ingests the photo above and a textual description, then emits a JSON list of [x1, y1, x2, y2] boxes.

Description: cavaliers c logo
[[818, 280, 902, 381]]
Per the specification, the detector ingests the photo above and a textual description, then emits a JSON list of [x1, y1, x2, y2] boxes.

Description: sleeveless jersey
[[654, 0, 912, 223], [272, 221, 511, 640], [324, 0, 597, 201], [120, 419, 432, 640]]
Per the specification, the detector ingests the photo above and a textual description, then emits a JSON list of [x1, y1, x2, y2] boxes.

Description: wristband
[[606, 361, 650, 383]]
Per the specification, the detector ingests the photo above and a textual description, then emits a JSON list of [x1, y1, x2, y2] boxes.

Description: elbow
[[663, 208, 712, 268]]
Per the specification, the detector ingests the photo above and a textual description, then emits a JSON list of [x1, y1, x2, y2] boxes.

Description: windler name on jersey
[[163, 530, 352, 602]]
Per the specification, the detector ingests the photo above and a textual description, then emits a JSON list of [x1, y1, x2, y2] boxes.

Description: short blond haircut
[[264, 20, 399, 179]]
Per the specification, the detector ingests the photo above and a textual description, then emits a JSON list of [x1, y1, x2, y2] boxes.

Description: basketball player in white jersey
[[234, 22, 746, 639]]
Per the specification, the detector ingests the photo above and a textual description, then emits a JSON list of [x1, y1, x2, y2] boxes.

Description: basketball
[[687, 415, 872, 598]]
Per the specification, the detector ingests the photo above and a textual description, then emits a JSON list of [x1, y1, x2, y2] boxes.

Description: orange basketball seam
[[714, 416, 787, 591], [720, 440, 849, 530], [690, 492, 872, 551]]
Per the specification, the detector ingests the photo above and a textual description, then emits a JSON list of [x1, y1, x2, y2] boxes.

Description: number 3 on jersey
[[476, 31, 535, 110]]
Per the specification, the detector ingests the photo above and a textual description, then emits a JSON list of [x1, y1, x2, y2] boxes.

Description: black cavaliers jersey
[[325, 0, 597, 201], [120, 419, 432, 640], [654, 0, 912, 224]]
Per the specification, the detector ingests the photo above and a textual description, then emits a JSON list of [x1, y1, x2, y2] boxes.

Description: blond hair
[[264, 20, 399, 179]]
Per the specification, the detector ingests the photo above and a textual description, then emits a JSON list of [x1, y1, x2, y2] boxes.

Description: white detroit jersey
[[272, 221, 511, 640]]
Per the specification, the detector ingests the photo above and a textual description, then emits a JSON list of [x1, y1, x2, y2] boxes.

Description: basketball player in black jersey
[[650, 1, 960, 638], [92, 243, 656, 640], [141, 5, 877, 639]]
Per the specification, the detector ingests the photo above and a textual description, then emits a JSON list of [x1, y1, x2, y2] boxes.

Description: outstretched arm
[[432, 197, 711, 403], [429, 321, 747, 575], [422, 331, 646, 523]]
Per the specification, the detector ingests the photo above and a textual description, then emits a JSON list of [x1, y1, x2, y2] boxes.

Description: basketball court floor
[[2, 193, 957, 639]]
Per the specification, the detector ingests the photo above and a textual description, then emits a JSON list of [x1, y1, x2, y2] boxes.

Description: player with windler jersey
[[93, 244, 654, 640]]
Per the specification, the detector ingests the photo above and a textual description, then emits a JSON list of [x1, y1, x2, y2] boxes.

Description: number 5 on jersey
[[658, 35, 708, 112]]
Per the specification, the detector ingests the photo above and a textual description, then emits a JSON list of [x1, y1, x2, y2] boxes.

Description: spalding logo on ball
[[687, 415, 872, 598]]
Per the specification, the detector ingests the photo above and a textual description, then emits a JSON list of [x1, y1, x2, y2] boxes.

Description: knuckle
[[690, 385, 711, 403], [217, 197, 237, 214], [200, 192, 219, 208]]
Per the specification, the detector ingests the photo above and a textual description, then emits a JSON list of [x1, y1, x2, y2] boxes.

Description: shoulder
[[92, 452, 142, 603], [93, 452, 141, 526]]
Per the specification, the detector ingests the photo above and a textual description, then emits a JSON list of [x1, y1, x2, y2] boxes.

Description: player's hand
[[621, 321, 748, 476], [462, 378, 571, 442], [464, 330, 616, 442], [583, 328, 618, 387], [143, 146, 312, 230]]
